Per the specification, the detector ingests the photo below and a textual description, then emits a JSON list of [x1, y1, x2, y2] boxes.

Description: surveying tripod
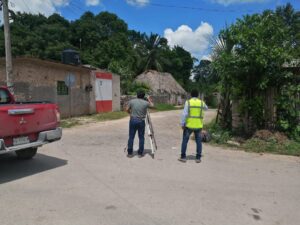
[[124, 110, 157, 157], [145, 110, 157, 156]]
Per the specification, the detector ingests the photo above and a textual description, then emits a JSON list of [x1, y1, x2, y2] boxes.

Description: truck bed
[[0, 102, 59, 148]]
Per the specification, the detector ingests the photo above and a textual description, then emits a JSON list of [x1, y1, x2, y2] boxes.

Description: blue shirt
[[181, 98, 208, 126]]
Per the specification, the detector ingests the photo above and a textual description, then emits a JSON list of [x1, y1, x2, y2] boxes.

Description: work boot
[[178, 157, 187, 163], [127, 153, 134, 158], [195, 158, 201, 163]]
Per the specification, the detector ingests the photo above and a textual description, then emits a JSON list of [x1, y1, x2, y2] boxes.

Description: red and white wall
[[94, 71, 120, 113], [95, 72, 112, 112]]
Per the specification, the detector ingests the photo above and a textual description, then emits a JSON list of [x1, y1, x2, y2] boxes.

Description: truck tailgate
[[0, 103, 58, 140]]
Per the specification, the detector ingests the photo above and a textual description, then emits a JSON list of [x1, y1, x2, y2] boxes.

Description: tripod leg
[[145, 115, 154, 156]]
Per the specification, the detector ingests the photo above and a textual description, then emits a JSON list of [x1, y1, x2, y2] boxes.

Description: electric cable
[[20, 0, 31, 13], [148, 2, 256, 13], [147, 0, 299, 13]]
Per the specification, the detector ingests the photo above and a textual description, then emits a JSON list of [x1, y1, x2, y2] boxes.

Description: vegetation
[[204, 120, 300, 156], [152, 103, 178, 112], [243, 138, 300, 156], [0, 11, 193, 93], [210, 3, 300, 140], [60, 118, 81, 128], [0, 4, 298, 147], [61, 111, 128, 128], [61, 105, 181, 128], [92, 111, 128, 121], [204, 120, 232, 144], [193, 59, 219, 107], [194, 4, 300, 157]]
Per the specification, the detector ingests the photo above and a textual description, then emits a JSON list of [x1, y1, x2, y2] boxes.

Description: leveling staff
[[179, 89, 208, 163], [126, 90, 154, 158]]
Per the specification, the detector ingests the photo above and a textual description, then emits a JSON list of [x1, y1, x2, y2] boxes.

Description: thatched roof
[[135, 70, 187, 95]]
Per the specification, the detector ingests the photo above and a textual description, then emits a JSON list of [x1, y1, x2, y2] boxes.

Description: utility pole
[[2, 0, 14, 93]]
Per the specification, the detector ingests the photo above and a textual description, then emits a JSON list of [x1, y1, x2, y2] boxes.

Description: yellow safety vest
[[186, 98, 204, 129]]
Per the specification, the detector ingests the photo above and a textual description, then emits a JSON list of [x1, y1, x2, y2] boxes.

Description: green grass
[[243, 138, 300, 156], [91, 111, 128, 121], [60, 104, 182, 129], [61, 111, 128, 128], [60, 119, 81, 128], [153, 103, 181, 112], [204, 120, 232, 144], [204, 120, 300, 156]]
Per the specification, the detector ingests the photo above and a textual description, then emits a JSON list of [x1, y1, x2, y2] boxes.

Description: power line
[[21, 0, 31, 13], [65, 1, 85, 17], [148, 2, 257, 13], [68, 4, 84, 16], [69, 1, 86, 16]]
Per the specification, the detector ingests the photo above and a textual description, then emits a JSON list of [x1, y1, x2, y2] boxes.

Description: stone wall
[[112, 73, 121, 111], [121, 93, 186, 110]]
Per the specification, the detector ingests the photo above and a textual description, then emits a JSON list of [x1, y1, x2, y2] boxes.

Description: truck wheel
[[16, 148, 38, 159]]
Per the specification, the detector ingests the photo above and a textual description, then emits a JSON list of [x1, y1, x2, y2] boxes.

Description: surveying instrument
[[124, 110, 157, 157], [145, 110, 158, 157]]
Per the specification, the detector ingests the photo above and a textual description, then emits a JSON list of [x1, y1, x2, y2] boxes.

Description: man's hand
[[125, 104, 131, 114], [181, 126, 185, 130], [147, 96, 154, 108], [147, 96, 152, 101]]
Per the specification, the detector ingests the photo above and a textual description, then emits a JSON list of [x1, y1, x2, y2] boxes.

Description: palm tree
[[135, 34, 168, 72], [210, 29, 236, 129]]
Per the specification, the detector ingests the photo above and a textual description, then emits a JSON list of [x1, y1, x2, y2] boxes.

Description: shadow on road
[[186, 155, 198, 160], [126, 149, 155, 159], [0, 153, 67, 184], [143, 149, 155, 159]]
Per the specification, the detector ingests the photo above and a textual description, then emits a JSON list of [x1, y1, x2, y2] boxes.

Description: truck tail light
[[56, 109, 61, 123]]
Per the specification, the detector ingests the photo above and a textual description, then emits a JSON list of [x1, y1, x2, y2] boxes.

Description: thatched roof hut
[[135, 70, 187, 105], [135, 70, 187, 95]]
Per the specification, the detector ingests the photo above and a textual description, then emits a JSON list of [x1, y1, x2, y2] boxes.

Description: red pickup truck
[[0, 87, 62, 159]]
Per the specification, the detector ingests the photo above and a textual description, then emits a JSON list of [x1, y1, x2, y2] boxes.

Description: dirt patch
[[253, 130, 273, 140], [273, 132, 289, 143], [253, 130, 288, 143]]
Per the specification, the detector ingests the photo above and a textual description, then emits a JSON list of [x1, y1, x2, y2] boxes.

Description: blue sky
[[7, 0, 300, 59]]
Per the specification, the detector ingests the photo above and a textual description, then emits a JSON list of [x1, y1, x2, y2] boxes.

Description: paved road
[[1, 110, 299, 225]]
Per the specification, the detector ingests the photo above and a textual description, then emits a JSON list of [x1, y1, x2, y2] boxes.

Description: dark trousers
[[181, 128, 202, 159], [127, 118, 145, 155]]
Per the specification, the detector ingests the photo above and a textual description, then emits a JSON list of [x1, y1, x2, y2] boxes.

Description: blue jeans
[[181, 128, 202, 159], [127, 118, 145, 155]]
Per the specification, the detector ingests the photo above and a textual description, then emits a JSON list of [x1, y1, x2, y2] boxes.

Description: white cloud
[[126, 0, 149, 7], [53, 0, 70, 6], [211, 0, 269, 6], [164, 23, 213, 59], [8, 0, 70, 16], [86, 0, 100, 6], [201, 55, 212, 61]]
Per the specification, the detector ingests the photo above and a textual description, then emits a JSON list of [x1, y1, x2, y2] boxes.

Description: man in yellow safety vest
[[179, 89, 208, 163]]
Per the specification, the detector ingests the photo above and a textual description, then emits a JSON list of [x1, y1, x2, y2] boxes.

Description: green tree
[[0, 11, 194, 94], [212, 4, 299, 137], [135, 34, 169, 72], [161, 45, 193, 89], [211, 30, 236, 129], [276, 3, 300, 57]]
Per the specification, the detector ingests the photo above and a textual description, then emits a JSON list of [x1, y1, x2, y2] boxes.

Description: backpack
[[201, 130, 212, 142]]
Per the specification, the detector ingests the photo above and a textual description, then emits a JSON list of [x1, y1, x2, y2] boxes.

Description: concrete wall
[[0, 58, 96, 118], [112, 73, 120, 111], [93, 69, 121, 112]]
